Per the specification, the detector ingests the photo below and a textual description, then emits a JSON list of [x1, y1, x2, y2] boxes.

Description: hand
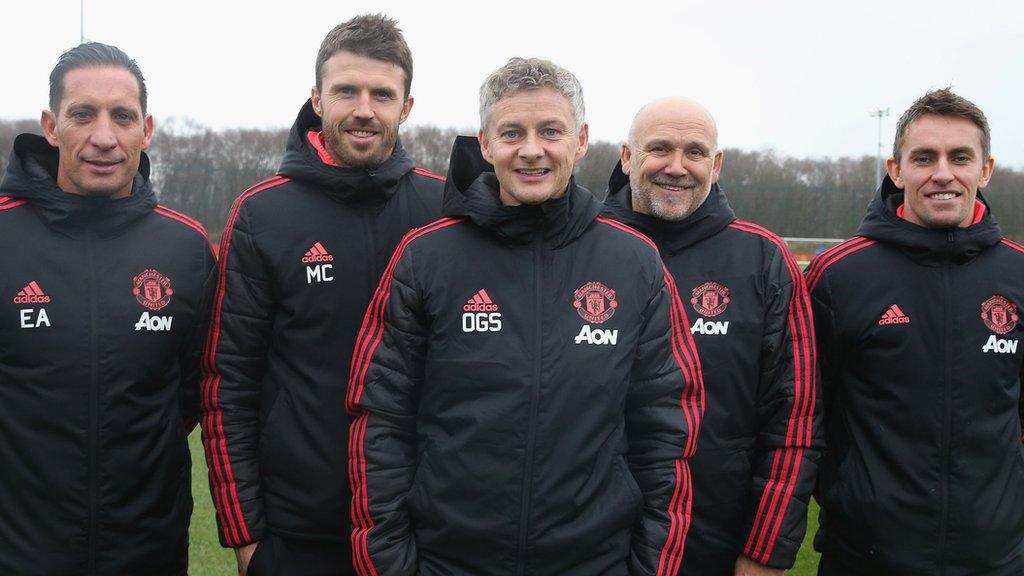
[[734, 554, 784, 576], [235, 541, 259, 576]]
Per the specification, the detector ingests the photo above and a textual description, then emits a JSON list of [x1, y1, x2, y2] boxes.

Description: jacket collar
[[442, 135, 601, 247], [602, 160, 736, 253], [0, 133, 156, 237], [276, 99, 414, 205], [856, 174, 1003, 266]]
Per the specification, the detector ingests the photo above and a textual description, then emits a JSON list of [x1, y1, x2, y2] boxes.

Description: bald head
[[621, 96, 724, 222], [628, 96, 718, 150]]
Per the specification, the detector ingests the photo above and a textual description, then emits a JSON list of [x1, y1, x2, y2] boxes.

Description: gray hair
[[479, 57, 585, 132]]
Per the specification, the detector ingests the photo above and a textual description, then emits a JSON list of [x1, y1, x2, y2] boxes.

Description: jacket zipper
[[937, 265, 952, 576], [515, 237, 544, 576], [87, 238, 99, 575]]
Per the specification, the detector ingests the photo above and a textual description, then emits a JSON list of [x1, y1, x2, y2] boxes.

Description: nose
[[931, 157, 954, 184], [352, 93, 374, 120], [517, 132, 543, 161], [89, 113, 118, 150], [663, 151, 687, 177]]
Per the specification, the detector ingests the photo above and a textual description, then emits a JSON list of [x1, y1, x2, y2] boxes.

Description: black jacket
[[0, 134, 215, 575], [603, 167, 822, 574], [346, 136, 704, 576], [806, 177, 1024, 575], [202, 100, 444, 547]]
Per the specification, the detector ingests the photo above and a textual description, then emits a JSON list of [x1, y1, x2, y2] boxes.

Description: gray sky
[[4, 1, 1023, 167]]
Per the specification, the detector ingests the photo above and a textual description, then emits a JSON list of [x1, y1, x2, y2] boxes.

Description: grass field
[[187, 432, 821, 575]]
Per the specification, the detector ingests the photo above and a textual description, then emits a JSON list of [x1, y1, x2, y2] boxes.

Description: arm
[[627, 269, 705, 576], [740, 247, 822, 570], [179, 242, 217, 435], [347, 241, 426, 576], [200, 198, 274, 549]]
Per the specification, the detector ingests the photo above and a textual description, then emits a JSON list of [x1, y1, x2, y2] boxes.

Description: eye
[[372, 90, 394, 101], [688, 148, 707, 159], [912, 155, 931, 165], [648, 146, 668, 155], [954, 154, 972, 163], [541, 127, 561, 138], [501, 129, 520, 140]]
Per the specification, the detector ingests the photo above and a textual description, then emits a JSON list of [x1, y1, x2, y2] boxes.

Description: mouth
[[653, 180, 695, 192], [925, 191, 961, 201], [83, 158, 124, 174], [514, 168, 551, 178]]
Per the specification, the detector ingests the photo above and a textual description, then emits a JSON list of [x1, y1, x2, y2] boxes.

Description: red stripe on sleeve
[[805, 237, 876, 293], [411, 167, 446, 182], [595, 216, 704, 575], [200, 175, 289, 546], [727, 221, 817, 563], [346, 217, 462, 576]]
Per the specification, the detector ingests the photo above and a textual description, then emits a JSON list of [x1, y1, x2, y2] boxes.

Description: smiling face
[[887, 114, 995, 229], [478, 87, 588, 206], [622, 97, 723, 221], [40, 66, 153, 199], [312, 50, 413, 168]]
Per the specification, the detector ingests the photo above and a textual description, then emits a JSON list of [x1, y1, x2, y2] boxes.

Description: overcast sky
[[3, 1, 1022, 167]]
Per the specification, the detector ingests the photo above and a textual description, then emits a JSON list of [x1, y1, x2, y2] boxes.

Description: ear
[[710, 149, 724, 184], [141, 114, 154, 150], [619, 143, 632, 175], [978, 156, 996, 190], [399, 95, 414, 125], [886, 157, 903, 188], [311, 86, 323, 117], [41, 109, 59, 147], [478, 129, 493, 164], [574, 122, 590, 161]]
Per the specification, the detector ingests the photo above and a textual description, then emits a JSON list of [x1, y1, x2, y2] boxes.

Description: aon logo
[[575, 325, 618, 345], [982, 335, 1018, 354], [691, 318, 729, 335], [135, 312, 173, 332]]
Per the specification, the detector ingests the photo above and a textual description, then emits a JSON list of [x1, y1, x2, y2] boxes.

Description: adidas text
[[462, 312, 502, 332], [691, 318, 729, 335], [306, 264, 334, 284], [575, 325, 618, 345], [982, 335, 1018, 354], [135, 312, 173, 332], [19, 308, 50, 329]]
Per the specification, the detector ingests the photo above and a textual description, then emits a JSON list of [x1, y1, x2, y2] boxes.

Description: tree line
[[2, 118, 1022, 242]]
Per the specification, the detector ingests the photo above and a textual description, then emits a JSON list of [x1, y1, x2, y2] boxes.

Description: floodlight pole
[[80, 0, 84, 43], [869, 107, 891, 189]]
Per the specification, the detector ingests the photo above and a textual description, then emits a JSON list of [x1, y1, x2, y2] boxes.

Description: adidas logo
[[878, 304, 910, 326], [302, 242, 334, 263], [14, 281, 51, 304], [464, 289, 499, 312]]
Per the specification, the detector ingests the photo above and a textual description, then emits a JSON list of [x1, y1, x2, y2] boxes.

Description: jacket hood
[[856, 174, 1003, 266], [277, 99, 414, 204], [0, 133, 156, 237], [602, 160, 736, 253], [442, 135, 601, 247]]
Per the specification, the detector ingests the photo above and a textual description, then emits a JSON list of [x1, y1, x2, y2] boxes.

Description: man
[[201, 14, 443, 576], [347, 57, 704, 576], [806, 88, 1024, 575], [602, 97, 821, 576], [0, 43, 214, 575]]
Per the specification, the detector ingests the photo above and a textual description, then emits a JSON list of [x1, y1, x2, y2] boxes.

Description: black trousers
[[247, 533, 355, 576]]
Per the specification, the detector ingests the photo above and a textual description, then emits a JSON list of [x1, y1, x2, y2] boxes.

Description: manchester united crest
[[574, 281, 618, 324], [981, 295, 1018, 335], [133, 269, 173, 311], [691, 282, 730, 317]]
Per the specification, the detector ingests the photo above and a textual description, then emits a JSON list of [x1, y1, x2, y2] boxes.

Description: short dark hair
[[49, 42, 147, 114], [893, 87, 990, 161], [315, 14, 413, 97]]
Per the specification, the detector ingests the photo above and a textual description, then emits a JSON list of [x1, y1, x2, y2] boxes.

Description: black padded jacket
[[346, 137, 705, 576], [0, 134, 215, 576], [806, 177, 1024, 575]]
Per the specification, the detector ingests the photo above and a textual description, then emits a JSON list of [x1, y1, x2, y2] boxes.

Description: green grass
[[187, 431, 821, 574]]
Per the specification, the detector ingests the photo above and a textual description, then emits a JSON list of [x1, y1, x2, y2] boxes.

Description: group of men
[[0, 12, 1020, 576]]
